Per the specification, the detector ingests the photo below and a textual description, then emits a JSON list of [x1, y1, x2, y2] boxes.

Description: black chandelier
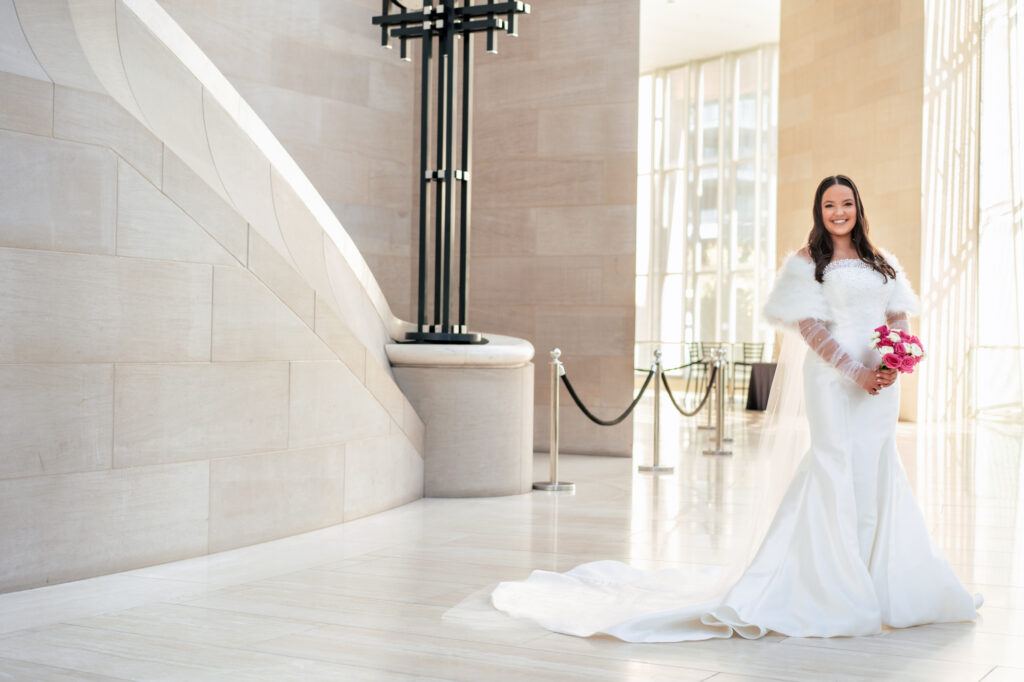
[[373, 0, 531, 343]]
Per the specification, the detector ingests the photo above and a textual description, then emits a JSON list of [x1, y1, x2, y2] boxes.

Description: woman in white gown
[[491, 175, 981, 642]]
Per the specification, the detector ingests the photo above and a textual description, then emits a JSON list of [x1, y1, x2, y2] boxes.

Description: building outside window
[[636, 45, 779, 370]]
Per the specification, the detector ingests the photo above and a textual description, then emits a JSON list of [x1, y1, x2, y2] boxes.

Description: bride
[[491, 174, 981, 641]]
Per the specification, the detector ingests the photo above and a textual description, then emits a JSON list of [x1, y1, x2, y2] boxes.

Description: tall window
[[636, 46, 779, 368]]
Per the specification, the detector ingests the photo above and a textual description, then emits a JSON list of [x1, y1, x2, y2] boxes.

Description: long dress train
[[491, 255, 979, 642]]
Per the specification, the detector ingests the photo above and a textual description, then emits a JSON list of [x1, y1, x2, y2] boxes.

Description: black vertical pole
[[459, 10, 473, 330], [433, 10, 447, 330], [417, 2, 433, 333], [441, 1, 456, 332], [373, 0, 528, 344]]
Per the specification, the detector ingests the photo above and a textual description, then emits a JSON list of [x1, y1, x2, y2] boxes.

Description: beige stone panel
[[392, 364, 532, 497], [115, 5, 228, 199], [471, 207, 537, 257], [313, 295, 366, 382], [365, 356, 403, 423], [288, 361, 391, 449], [400, 401, 425, 456], [601, 254, 637, 307], [268, 34, 370, 105], [161, 150, 248, 264], [247, 227, 315, 328], [367, 58, 413, 113], [535, 0, 638, 64], [270, 169, 333, 297], [473, 107, 540, 159], [0, 461, 208, 592], [602, 152, 639, 206], [332, 204, 411, 257], [1, 0, 49, 80], [113, 362, 289, 467], [211, 266, 335, 362], [287, 143, 369, 206], [0, 364, 112, 480], [13, 0, 105, 93], [366, 158, 415, 214], [343, 432, 422, 521], [208, 445, 346, 553], [473, 158, 604, 209], [230, 77, 323, 148], [470, 305, 537, 342], [535, 205, 635, 256], [473, 56, 608, 112], [532, 306, 634, 361], [198, 85, 292, 262], [537, 104, 638, 156], [318, 96, 410, 161], [117, 161, 239, 266], [322, 238, 392, 370], [0, 70, 52, 136], [157, 5, 274, 82], [360, 253, 412, 321], [470, 256, 603, 306], [0, 248, 212, 363], [0, 130, 115, 255], [54, 86, 163, 185]]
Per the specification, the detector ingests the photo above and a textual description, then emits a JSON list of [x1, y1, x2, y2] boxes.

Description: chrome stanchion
[[639, 348, 673, 473], [535, 349, 575, 492], [703, 348, 733, 456], [697, 350, 715, 431]]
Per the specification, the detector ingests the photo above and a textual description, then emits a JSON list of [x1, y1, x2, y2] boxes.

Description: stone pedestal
[[387, 334, 534, 497]]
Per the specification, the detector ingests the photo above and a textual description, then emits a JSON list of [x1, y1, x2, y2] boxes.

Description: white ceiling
[[640, 0, 780, 73]]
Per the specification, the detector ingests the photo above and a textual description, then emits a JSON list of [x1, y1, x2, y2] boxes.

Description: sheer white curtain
[[635, 46, 778, 369], [976, 0, 1024, 421]]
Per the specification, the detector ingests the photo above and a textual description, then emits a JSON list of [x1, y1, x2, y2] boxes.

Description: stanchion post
[[697, 349, 715, 431], [639, 348, 674, 474], [534, 349, 575, 492], [703, 349, 733, 456]]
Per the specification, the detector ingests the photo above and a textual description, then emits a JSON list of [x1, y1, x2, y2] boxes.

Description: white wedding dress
[[491, 254, 979, 641]]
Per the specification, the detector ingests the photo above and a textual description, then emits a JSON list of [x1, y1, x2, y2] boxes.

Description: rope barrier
[[661, 364, 718, 417], [561, 367, 656, 426], [634, 360, 703, 374]]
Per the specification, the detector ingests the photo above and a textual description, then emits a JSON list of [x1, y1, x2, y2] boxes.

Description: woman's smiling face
[[820, 184, 857, 239]]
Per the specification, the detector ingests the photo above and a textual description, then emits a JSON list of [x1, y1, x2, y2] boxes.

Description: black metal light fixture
[[373, 0, 531, 344]]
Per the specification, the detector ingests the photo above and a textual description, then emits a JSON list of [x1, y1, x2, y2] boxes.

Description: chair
[[732, 342, 766, 398]]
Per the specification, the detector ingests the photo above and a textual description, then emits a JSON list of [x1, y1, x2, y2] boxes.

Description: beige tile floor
[[0, 395, 1021, 681]]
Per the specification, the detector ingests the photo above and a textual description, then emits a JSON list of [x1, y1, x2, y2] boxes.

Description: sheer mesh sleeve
[[886, 312, 911, 334], [798, 319, 877, 390]]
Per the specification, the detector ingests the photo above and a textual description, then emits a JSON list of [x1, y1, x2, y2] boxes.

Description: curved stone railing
[[16, 0, 412, 367]]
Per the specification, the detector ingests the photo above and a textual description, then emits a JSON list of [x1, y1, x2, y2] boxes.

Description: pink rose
[[899, 330, 912, 341], [882, 353, 901, 369], [892, 342, 906, 355], [899, 355, 917, 373], [874, 325, 889, 334]]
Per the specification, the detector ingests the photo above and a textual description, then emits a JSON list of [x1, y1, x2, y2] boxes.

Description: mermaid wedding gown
[[491, 253, 979, 641]]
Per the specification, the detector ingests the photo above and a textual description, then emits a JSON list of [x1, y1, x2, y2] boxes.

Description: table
[[746, 362, 778, 411]]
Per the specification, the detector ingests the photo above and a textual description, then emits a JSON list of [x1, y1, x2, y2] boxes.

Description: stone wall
[[469, 0, 641, 455], [0, 2, 423, 593], [159, 0, 417, 321], [777, 0, 924, 418]]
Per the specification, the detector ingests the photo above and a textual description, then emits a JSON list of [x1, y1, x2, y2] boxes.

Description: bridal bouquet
[[870, 325, 924, 373]]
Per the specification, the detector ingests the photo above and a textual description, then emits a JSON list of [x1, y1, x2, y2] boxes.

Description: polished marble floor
[[1, 397, 1022, 681]]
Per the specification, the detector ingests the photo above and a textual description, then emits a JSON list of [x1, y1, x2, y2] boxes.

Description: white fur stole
[[762, 253, 833, 328], [880, 249, 921, 316]]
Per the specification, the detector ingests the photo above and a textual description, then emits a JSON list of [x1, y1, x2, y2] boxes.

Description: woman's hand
[[853, 366, 883, 395], [876, 366, 899, 389]]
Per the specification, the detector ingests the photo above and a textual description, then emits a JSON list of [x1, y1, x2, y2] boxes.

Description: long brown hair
[[807, 175, 895, 283]]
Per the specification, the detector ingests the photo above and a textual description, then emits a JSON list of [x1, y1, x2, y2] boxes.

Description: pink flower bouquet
[[869, 325, 925, 373]]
